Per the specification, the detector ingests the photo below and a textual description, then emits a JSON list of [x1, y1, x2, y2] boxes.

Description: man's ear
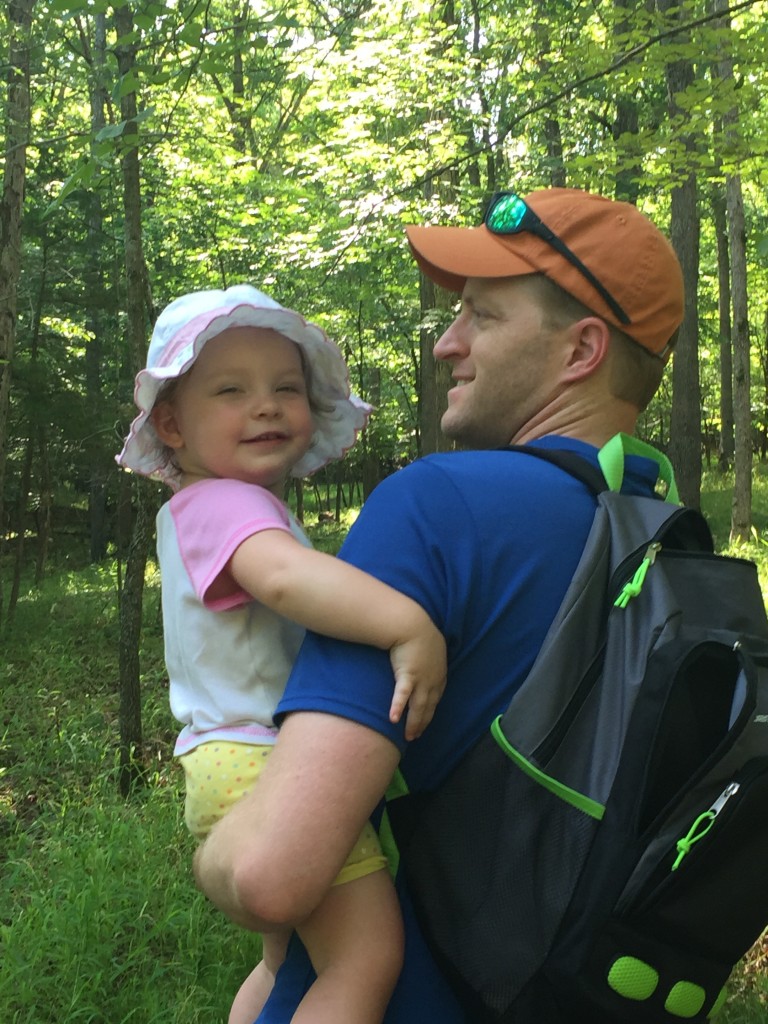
[[151, 400, 184, 449], [563, 317, 611, 382]]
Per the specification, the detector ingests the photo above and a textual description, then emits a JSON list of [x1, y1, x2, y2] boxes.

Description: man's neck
[[510, 399, 638, 450]]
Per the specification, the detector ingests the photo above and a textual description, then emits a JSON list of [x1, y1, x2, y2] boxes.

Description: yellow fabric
[[180, 741, 387, 884]]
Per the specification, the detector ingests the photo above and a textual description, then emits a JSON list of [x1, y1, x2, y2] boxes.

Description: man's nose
[[433, 318, 463, 362]]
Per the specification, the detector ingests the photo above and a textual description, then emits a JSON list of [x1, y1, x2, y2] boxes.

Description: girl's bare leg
[[228, 929, 291, 1024], [291, 868, 404, 1024]]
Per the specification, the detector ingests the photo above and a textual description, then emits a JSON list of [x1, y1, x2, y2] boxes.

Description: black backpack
[[387, 434, 768, 1023]]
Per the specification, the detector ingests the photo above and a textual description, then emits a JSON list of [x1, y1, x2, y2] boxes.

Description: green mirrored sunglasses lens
[[487, 194, 527, 232]]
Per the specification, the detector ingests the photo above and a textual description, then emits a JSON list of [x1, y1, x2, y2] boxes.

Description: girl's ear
[[151, 400, 184, 449]]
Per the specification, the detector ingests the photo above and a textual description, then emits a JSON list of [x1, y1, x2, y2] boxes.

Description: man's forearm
[[193, 711, 401, 931], [193, 821, 268, 931]]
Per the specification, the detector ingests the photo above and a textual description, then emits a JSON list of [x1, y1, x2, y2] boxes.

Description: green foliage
[[6, 0, 768, 560], [702, 463, 768, 604]]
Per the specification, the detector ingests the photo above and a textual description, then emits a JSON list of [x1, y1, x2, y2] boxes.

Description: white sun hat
[[116, 284, 372, 490]]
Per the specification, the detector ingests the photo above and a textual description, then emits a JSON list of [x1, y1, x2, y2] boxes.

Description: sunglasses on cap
[[483, 191, 631, 326]]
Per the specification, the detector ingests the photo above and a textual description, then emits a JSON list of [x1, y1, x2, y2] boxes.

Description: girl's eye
[[216, 385, 240, 395]]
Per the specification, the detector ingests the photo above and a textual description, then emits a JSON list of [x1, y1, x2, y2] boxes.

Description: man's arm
[[194, 710, 401, 932]]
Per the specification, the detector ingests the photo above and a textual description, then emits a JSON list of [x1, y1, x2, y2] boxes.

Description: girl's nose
[[252, 393, 280, 417]]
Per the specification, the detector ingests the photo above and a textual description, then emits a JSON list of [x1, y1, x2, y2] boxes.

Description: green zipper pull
[[671, 782, 740, 871], [614, 543, 661, 608]]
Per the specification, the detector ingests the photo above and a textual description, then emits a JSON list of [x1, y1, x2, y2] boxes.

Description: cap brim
[[406, 224, 540, 293]]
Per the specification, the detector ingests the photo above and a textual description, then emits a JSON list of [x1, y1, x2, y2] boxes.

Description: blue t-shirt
[[261, 438, 659, 1022]]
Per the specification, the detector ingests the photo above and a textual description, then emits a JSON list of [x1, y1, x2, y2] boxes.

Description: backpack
[[386, 434, 768, 1024]]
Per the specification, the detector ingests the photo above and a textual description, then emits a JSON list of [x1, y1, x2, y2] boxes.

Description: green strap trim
[[491, 717, 605, 821], [598, 433, 679, 504], [385, 767, 410, 801]]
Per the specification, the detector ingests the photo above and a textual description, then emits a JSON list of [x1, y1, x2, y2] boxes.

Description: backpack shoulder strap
[[508, 444, 608, 495], [508, 432, 680, 503]]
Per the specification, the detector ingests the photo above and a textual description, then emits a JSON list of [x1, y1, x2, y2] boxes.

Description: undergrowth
[[1, 482, 767, 1023]]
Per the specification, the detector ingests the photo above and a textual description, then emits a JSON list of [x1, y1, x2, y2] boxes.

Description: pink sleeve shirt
[[155, 478, 311, 755]]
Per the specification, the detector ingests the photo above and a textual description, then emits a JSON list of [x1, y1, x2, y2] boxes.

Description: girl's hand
[[388, 616, 447, 741]]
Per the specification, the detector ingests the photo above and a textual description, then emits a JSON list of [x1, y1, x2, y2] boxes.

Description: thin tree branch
[[321, 0, 766, 280]]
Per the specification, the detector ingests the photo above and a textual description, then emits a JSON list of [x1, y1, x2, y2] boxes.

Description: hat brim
[[406, 224, 541, 294], [116, 292, 372, 489]]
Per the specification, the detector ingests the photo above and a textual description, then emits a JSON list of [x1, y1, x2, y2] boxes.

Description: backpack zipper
[[609, 505, 696, 603], [670, 782, 741, 871], [614, 542, 661, 607]]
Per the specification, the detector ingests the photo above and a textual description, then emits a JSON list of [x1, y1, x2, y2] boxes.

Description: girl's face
[[152, 327, 315, 496]]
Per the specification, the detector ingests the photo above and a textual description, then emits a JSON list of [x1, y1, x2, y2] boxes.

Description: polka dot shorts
[[179, 740, 387, 884]]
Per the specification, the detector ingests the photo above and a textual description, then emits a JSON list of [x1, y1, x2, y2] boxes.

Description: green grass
[[1, 482, 768, 1023], [0, 564, 267, 1023], [701, 466, 768, 609]]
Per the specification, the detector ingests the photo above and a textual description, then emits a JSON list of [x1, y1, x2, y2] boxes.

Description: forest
[[2, 0, 768, 1020]]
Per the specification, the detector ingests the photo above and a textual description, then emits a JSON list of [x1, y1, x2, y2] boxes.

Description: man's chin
[[440, 411, 463, 441], [440, 414, 508, 451], [440, 415, 477, 449]]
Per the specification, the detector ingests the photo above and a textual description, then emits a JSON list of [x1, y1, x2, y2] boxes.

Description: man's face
[[432, 276, 568, 448]]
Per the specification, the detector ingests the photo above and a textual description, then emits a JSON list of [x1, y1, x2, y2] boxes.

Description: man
[[195, 187, 684, 1021]]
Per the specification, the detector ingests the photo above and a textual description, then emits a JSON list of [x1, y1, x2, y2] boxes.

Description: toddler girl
[[117, 285, 446, 1024]]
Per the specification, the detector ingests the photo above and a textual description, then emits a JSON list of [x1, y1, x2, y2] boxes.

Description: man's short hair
[[529, 274, 669, 412]]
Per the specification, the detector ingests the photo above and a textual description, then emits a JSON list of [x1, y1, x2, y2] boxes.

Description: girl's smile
[[151, 326, 315, 497]]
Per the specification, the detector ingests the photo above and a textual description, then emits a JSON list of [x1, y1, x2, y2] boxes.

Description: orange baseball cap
[[406, 187, 684, 357]]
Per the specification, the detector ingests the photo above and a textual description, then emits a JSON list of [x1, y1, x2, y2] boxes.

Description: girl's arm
[[229, 529, 446, 739]]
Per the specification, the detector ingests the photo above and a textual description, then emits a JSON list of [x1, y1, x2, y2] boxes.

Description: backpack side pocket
[[619, 757, 768, 963], [389, 726, 602, 1019]]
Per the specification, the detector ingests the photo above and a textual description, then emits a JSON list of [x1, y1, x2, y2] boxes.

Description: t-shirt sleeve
[[276, 460, 460, 750], [169, 478, 294, 611]]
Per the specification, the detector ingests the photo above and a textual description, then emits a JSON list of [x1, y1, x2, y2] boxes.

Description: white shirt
[[155, 477, 311, 755]]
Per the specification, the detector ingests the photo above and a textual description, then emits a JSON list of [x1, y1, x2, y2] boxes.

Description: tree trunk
[[0, 0, 34, 629], [118, 488, 151, 796], [114, 3, 152, 794], [8, 430, 33, 620], [418, 273, 454, 456], [86, 12, 110, 563], [9, 221, 45, 617], [293, 478, 304, 522], [34, 428, 51, 585], [728, 177, 752, 541], [612, 0, 642, 205], [708, 0, 752, 540], [416, 0, 461, 456], [532, 18, 566, 188], [667, 178, 702, 511], [660, 0, 702, 509], [710, 185, 734, 469]]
